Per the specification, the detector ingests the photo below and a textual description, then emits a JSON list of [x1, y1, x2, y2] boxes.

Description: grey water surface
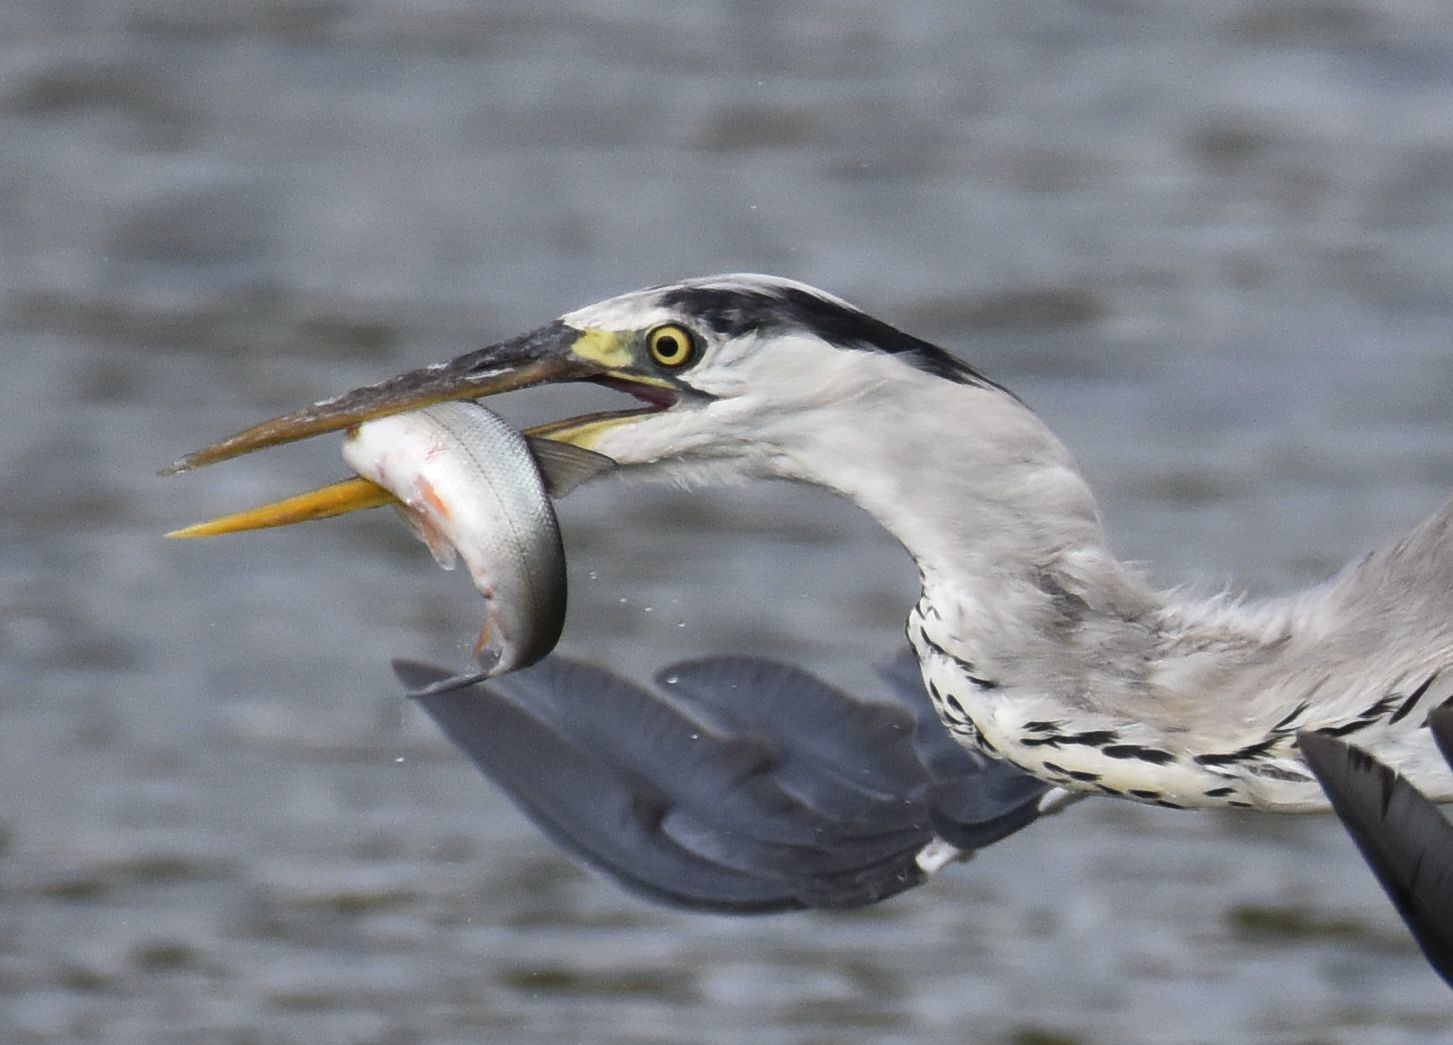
[[3, 1, 1453, 1042]]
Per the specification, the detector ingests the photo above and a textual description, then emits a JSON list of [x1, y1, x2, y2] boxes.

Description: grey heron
[[166, 274, 1453, 959]]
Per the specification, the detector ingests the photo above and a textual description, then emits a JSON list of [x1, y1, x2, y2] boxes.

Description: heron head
[[165, 275, 1003, 500]]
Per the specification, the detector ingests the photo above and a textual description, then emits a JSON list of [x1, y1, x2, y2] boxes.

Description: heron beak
[[165, 476, 397, 538], [163, 322, 673, 537], [162, 321, 606, 475]]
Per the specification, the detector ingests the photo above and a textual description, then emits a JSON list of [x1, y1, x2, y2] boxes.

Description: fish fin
[[401, 667, 494, 697], [394, 653, 501, 697], [526, 437, 616, 498], [390, 504, 458, 569]]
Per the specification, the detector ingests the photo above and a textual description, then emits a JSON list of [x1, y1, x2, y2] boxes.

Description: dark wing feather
[[657, 657, 931, 800], [395, 659, 807, 913], [397, 650, 1056, 913], [1300, 725, 1453, 989], [491, 658, 894, 847], [1434, 706, 1453, 766], [876, 650, 1054, 848]]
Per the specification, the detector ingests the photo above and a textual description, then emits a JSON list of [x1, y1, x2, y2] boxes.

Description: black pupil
[[657, 334, 681, 358]]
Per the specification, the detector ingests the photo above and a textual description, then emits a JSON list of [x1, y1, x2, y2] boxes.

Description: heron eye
[[646, 324, 697, 369]]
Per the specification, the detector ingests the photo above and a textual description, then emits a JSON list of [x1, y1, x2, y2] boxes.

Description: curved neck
[[766, 375, 1145, 613]]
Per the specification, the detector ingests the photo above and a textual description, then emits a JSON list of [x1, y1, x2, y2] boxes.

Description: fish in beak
[[163, 320, 683, 537]]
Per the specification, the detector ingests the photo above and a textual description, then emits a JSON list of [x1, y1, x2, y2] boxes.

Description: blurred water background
[[3, 1, 1453, 1041]]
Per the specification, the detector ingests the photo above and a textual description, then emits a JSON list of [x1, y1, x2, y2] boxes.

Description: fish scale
[[343, 401, 567, 684]]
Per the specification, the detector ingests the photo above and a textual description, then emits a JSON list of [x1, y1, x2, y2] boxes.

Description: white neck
[[759, 363, 1159, 639]]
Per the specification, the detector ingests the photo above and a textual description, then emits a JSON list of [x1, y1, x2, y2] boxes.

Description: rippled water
[[3, 1, 1453, 1041]]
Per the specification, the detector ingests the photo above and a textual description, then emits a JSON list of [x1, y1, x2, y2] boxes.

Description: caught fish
[[342, 401, 609, 694], [169, 400, 614, 694]]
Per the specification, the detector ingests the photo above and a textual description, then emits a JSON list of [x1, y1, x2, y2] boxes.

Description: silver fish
[[342, 401, 608, 693], [167, 399, 613, 690]]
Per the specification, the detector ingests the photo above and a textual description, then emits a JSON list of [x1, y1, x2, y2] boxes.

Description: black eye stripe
[[655, 283, 1001, 390]]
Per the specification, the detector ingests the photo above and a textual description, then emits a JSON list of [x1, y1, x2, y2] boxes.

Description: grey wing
[[1300, 709, 1453, 990], [394, 650, 1059, 913], [874, 649, 1059, 849]]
